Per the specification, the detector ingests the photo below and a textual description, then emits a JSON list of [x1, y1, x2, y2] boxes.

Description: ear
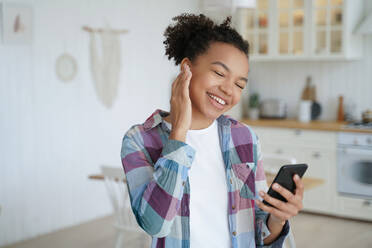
[[180, 58, 192, 71]]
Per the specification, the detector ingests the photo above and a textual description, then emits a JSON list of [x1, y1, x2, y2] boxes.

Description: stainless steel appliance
[[338, 132, 372, 199], [259, 99, 287, 119], [343, 121, 372, 130]]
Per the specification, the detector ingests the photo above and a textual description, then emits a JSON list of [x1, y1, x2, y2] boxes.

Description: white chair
[[262, 154, 297, 248], [101, 165, 149, 248]]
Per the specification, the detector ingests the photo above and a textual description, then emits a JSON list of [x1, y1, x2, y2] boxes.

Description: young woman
[[121, 13, 304, 248]]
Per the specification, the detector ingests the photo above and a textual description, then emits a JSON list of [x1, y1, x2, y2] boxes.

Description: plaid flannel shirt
[[121, 109, 290, 248]]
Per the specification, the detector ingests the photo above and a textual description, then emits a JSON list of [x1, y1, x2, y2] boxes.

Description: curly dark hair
[[163, 13, 249, 66]]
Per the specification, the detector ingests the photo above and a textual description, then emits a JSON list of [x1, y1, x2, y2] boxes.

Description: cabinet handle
[[276, 149, 283, 154], [312, 152, 321, 159], [363, 200, 372, 207]]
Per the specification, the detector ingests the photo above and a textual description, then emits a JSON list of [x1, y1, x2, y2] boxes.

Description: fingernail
[[273, 183, 279, 189], [259, 191, 265, 197], [295, 174, 300, 180]]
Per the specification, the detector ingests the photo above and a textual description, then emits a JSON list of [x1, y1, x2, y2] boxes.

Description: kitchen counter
[[240, 119, 372, 134]]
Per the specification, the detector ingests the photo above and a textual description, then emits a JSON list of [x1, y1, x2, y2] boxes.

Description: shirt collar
[[142, 108, 233, 132]]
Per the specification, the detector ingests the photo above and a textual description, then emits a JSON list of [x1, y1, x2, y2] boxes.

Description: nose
[[219, 80, 233, 96]]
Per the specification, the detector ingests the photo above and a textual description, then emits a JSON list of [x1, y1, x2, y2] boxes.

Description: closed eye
[[214, 71, 224, 77], [235, 83, 244, 89]]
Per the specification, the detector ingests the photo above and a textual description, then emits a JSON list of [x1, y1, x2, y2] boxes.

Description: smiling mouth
[[207, 93, 227, 109]]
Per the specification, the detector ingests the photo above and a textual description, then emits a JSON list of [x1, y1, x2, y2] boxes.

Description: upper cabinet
[[234, 0, 364, 61], [277, 0, 306, 56]]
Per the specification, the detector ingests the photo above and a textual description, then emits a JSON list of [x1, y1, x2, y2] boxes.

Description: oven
[[337, 132, 372, 199]]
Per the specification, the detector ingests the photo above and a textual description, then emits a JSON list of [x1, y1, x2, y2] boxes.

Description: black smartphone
[[262, 163, 308, 208]]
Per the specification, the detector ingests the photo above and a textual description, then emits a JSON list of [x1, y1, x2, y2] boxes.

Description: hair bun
[[163, 13, 249, 66]]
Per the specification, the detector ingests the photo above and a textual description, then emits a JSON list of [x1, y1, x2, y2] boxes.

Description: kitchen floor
[[3, 212, 372, 248]]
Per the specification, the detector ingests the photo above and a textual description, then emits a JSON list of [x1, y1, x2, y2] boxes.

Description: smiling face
[[186, 42, 249, 123]]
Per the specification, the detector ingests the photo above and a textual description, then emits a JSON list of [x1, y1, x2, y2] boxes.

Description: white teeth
[[208, 93, 226, 105]]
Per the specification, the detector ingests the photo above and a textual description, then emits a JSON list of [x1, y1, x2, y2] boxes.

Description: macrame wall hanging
[[82, 25, 128, 108]]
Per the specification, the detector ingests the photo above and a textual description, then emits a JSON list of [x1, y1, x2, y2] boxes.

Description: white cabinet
[[249, 125, 372, 221], [251, 126, 338, 214], [336, 196, 372, 221], [234, 0, 364, 60], [298, 146, 336, 212]]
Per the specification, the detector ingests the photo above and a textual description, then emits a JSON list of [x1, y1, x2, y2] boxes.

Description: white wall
[[0, 0, 200, 246], [246, 1, 372, 121]]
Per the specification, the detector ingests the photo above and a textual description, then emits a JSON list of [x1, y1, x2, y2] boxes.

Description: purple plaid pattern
[[121, 109, 290, 247]]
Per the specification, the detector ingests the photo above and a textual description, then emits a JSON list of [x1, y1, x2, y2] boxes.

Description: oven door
[[338, 147, 372, 198]]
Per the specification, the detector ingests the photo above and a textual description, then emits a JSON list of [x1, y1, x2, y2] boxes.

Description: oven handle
[[339, 147, 372, 156]]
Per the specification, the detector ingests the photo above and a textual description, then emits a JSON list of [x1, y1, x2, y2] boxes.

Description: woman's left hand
[[255, 174, 304, 223]]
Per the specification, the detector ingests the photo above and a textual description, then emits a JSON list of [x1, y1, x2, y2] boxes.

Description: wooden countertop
[[240, 118, 372, 134]]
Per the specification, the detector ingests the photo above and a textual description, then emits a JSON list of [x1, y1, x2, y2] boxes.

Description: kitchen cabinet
[[336, 196, 372, 221], [234, 0, 364, 61], [250, 125, 372, 221], [251, 126, 338, 214]]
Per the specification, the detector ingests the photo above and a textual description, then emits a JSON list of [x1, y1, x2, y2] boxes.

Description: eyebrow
[[211, 61, 248, 83]]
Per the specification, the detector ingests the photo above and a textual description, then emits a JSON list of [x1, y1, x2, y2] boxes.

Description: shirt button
[[182, 181, 186, 186], [232, 231, 237, 236], [230, 178, 233, 184], [232, 205, 236, 210]]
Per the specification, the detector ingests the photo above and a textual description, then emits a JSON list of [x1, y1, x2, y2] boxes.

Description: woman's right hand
[[168, 63, 193, 142]]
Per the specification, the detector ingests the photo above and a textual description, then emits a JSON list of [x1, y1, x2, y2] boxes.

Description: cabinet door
[[236, 0, 270, 56], [297, 147, 336, 213], [252, 126, 337, 214], [312, 0, 343, 55], [276, 0, 306, 56], [259, 143, 336, 213], [337, 197, 372, 221], [252, 126, 336, 149]]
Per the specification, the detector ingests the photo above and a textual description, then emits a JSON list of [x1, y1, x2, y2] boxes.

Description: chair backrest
[[101, 165, 140, 231], [262, 153, 297, 174]]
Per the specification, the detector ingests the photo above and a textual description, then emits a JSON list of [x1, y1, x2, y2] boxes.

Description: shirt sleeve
[[254, 136, 290, 247], [120, 125, 195, 237]]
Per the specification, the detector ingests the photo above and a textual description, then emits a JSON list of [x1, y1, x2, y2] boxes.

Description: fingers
[[171, 64, 187, 96], [171, 64, 185, 92], [254, 175, 305, 222], [255, 199, 291, 221], [258, 191, 299, 217], [172, 64, 192, 99], [271, 175, 304, 203], [293, 174, 305, 198], [181, 64, 192, 95], [168, 62, 193, 133], [264, 175, 304, 213], [171, 73, 181, 96], [271, 183, 296, 204]]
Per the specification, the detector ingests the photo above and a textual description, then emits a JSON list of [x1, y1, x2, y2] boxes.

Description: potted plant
[[249, 93, 260, 120]]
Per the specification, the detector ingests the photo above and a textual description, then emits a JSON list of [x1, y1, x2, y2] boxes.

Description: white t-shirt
[[164, 120, 231, 248]]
